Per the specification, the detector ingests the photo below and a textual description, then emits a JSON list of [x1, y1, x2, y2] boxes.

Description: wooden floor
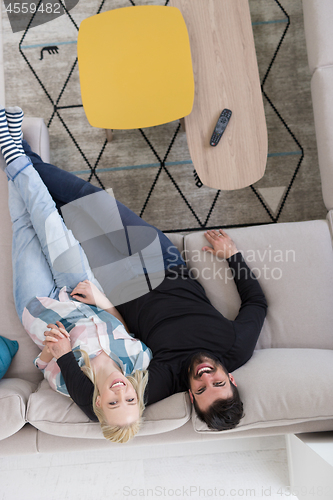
[[0, 435, 292, 500]]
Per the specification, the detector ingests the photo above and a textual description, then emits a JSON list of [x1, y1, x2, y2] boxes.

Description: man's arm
[[225, 251, 267, 370], [227, 251, 268, 322], [202, 229, 267, 317], [202, 229, 239, 260], [203, 230, 267, 370]]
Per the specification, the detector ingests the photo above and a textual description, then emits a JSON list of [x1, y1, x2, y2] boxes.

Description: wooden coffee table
[[170, 0, 267, 191]]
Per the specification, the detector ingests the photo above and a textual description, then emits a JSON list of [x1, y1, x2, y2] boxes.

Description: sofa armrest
[[0, 378, 37, 440], [22, 116, 50, 163], [310, 67, 333, 211], [302, 0, 333, 74]]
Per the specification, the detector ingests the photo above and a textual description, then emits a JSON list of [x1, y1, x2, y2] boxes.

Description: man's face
[[187, 354, 237, 412]]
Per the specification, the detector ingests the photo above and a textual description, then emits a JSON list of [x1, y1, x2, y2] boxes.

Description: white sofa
[[1, 0, 333, 455]]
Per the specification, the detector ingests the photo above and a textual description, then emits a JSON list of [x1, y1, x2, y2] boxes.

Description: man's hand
[[202, 229, 238, 259], [70, 280, 112, 310], [43, 321, 71, 360]]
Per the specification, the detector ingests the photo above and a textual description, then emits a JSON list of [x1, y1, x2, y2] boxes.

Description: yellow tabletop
[[77, 5, 195, 130], [170, 0, 268, 191]]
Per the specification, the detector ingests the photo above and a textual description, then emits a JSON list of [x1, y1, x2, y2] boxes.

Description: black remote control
[[210, 109, 232, 146]]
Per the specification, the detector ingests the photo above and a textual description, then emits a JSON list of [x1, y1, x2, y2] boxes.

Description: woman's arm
[[39, 322, 72, 363], [43, 322, 72, 359], [43, 322, 97, 421], [57, 351, 97, 421], [70, 280, 130, 332], [38, 346, 54, 364]]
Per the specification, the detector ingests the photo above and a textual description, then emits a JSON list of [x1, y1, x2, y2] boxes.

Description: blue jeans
[[23, 141, 184, 266], [21, 141, 185, 306], [6, 156, 102, 321]]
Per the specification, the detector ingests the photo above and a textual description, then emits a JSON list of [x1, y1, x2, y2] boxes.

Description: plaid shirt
[[22, 287, 152, 396]]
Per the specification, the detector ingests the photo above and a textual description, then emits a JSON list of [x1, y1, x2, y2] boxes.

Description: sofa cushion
[[0, 424, 38, 456], [0, 173, 43, 385], [0, 118, 50, 386], [164, 232, 184, 257], [310, 66, 333, 211], [0, 378, 37, 440], [184, 221, 333, 350], [0, 336, 18, 379], [27, 380, 191, 439], [22, 117, 50, 163], [193, 348, 333, 433], [302, 0, 333, 73]]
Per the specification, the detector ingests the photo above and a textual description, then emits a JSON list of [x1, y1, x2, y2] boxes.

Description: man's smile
[[196, 363, 215, 376]]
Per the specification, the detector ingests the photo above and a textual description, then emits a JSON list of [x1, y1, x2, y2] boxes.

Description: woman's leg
[[6, 157, 101, 293], [0, 109, 101, 308], [22, 139, 101, 211], [8, 180, 58, 320], [0, 107, 56, 319], [22, 139, 185, 269]]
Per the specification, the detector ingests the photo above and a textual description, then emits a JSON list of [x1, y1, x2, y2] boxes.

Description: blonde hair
[[80, 350, 148, 443]]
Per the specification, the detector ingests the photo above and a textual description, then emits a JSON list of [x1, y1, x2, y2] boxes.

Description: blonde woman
[[0, 107, 151, 443]]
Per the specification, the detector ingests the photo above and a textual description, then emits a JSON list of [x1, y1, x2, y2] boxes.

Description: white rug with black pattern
[[2, 0, 326, 232]]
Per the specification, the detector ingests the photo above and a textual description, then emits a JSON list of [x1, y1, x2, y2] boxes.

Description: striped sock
[[0, 107, 25, 165], [5, 106, 25, 154]]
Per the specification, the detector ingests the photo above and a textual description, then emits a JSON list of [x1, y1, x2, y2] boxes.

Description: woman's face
[[95, 371, 139, 426]]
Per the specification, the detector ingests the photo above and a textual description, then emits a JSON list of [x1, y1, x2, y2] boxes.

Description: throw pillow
[[0, 336, 19, 379]]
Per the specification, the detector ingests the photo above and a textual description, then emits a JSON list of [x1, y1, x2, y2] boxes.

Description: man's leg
[[22, 139, 185, 269], [22, 139, 101, 211]]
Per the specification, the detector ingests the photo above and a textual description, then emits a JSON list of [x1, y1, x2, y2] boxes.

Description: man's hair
[[80, 350, 148, 443], [193, 381, 244, 431]]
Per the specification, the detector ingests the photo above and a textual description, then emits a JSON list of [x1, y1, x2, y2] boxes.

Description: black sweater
[[57, 253, 267, 421]]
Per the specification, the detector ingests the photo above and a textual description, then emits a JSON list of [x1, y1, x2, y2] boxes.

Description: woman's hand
[[202, 229, 238, 259], [43, 321, 71, 360], [70, 280, 112, 310]]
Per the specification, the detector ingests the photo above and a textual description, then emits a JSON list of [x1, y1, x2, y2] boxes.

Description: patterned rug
[[2, 0, 327, 232]]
